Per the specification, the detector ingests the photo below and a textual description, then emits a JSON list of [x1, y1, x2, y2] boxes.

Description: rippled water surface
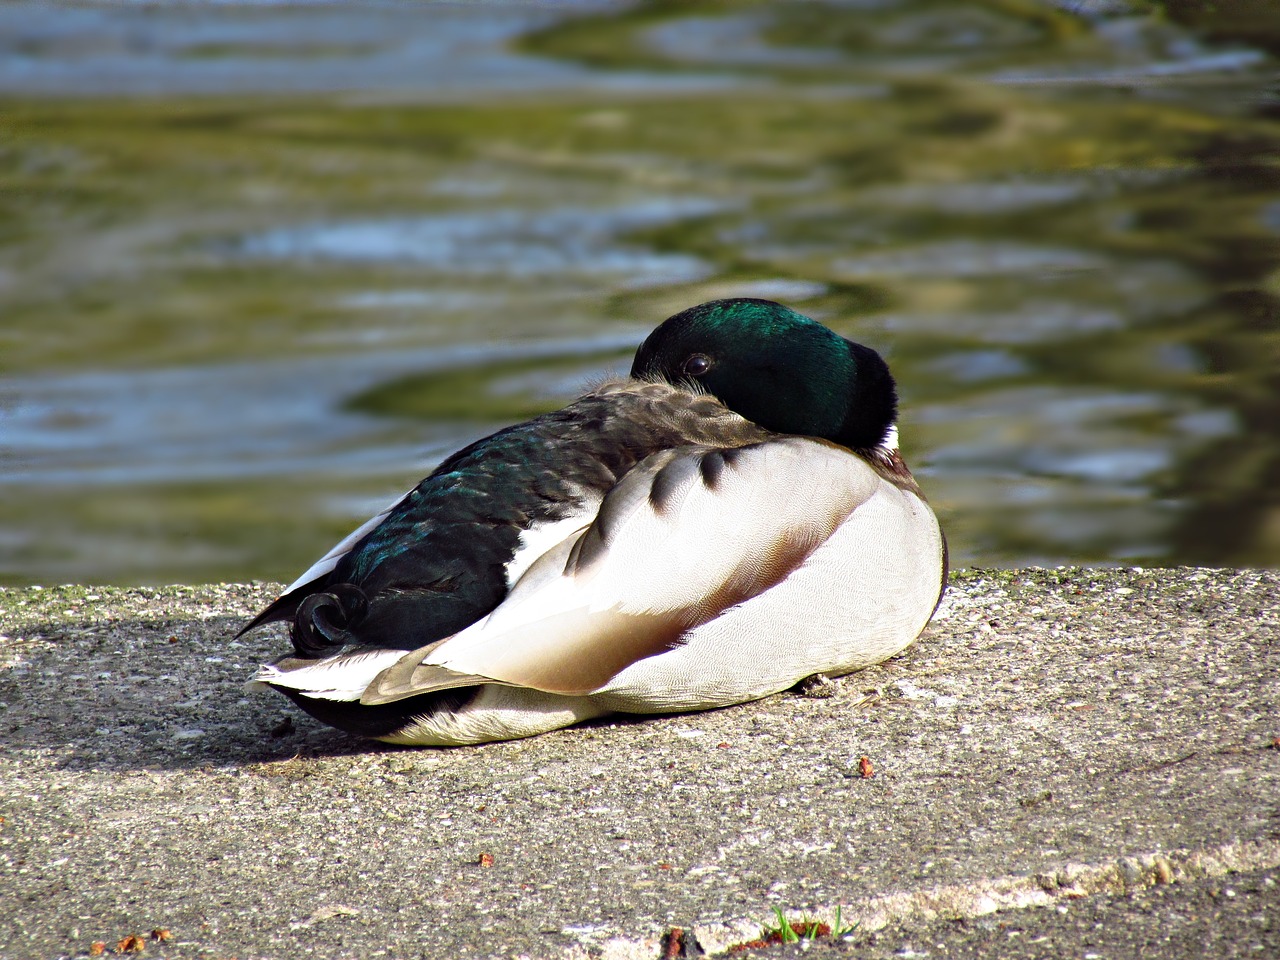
[[2, 0, 1279, 585]]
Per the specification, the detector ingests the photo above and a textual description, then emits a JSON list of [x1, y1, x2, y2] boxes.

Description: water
[[2, 0, 1279, 585]]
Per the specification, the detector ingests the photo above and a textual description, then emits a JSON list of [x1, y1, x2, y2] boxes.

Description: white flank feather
[[503, 511, 595, 588]]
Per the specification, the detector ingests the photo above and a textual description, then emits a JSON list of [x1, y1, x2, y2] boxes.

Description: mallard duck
[[243, 298, 946, 746]]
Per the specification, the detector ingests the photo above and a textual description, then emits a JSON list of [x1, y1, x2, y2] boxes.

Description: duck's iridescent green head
[[631, 298, 898, 450]]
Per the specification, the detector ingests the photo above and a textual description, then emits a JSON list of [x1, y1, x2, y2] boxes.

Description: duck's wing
[[239, 382, 768, 645], [362, 437, 883, 705]]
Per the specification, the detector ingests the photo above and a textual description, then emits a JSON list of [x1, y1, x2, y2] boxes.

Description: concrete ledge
[[1, 568, 1277, 959]]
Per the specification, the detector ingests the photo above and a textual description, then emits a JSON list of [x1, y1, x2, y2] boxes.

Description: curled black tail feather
[[293, 583, 370, 657]]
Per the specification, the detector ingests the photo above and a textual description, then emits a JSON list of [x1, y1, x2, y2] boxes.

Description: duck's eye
[[682, 354, 712, 377]]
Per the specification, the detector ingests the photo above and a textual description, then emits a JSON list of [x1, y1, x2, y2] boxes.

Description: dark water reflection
[[1, 0, 1279, 584]]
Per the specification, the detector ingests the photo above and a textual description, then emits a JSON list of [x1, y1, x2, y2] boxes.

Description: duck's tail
[[235, 579, 371, 655], [291, 583, 370, 656]]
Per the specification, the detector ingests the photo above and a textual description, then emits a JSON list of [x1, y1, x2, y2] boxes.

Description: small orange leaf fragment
[[858, 756, 874, 778]]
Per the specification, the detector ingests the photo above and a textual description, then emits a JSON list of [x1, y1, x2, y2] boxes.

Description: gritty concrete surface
[[0, 568, 1277, 960], [734, 864, 1279, 959]]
